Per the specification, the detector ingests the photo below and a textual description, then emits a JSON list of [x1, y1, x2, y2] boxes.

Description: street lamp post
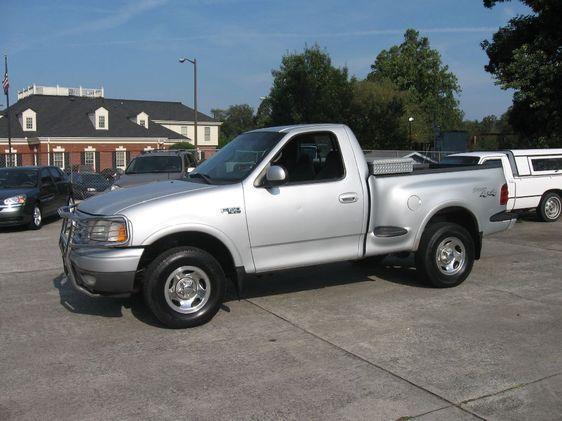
[[408, 116, 414, 143], [178, 57, 198, 148]]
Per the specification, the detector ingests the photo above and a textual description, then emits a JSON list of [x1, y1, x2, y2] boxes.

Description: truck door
[[243, 130, 365, 272]]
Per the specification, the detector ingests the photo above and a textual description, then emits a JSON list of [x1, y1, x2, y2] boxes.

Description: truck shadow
[[52, 273, 163, 327], [52, 255, 427, 327], [236, 254, 430, 301]]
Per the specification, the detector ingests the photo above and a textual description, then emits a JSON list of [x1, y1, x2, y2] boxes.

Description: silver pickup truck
[[59, 124, 516, 328]]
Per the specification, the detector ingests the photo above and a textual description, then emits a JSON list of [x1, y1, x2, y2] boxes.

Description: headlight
[[3, 195, 26, 205], [77, 217, 129, 245], [110, 184, 121, 191]]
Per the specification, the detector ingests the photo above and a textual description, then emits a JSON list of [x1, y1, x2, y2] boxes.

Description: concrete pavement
[[0, 216, 560, 420]]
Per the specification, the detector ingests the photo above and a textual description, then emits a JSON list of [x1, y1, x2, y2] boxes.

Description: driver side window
[[40, 168, 54, 187], [274, 132, 345, 184]]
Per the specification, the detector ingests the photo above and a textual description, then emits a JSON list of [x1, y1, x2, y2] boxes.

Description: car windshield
[[125, 156, 182, 174], [188, 131, 284, 184], [439, 156, 480, 165], [0, 168, 38, 189]]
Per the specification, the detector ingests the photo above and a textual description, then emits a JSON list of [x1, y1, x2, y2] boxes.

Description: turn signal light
[[500, 183, 509, 205], [116, 225, 128, 243]]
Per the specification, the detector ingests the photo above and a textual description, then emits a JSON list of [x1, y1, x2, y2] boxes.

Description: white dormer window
[[19, 108, 37, 131], [136, 112, 149, 128], [90, 107, 109, 130]]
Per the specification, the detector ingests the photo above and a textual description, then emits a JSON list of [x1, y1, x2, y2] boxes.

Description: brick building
[[0, 84, 221, 171]]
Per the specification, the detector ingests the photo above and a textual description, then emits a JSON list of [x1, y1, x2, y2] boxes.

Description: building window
[[4, 153, 17, 167], [98, 115, 106, 129], [84, 150, 95, 169], [53, 152, 65, 169], [181, 126, 188, 137], [204, 126, 211, 142], [25, 117, 34, 130], [139, 119, 146, 128], [115, 150, 126, 170]]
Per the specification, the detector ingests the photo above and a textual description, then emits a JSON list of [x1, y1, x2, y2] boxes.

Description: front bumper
[[0, 205, 30, 227], [59, 207, 143, 296]]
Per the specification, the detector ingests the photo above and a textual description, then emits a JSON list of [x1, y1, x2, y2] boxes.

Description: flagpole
[[4, 55, 12, 164]]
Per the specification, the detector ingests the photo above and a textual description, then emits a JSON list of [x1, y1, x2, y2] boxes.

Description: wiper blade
[[189, 172, 213, 184]]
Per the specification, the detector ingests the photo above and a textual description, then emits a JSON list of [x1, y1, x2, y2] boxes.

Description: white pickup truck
[[443, 149, 562, 222], [59, 124, 516, 328]]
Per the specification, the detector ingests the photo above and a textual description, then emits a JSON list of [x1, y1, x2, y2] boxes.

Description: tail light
[[500, 183, 509, 205]]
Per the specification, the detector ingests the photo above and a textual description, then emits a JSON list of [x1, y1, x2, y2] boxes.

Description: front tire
[[143, 247, 226, 328], [29, 204, 43, 230], [415, 222, 475, 288], [538, 192, 561, 222]]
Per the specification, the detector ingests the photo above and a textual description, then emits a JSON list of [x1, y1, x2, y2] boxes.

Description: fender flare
[[413, 201, 480, 251], [141, 222, 246, 269]]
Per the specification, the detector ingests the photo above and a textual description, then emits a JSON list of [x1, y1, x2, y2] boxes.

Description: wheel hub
[[164, 266, 211, 314], [175, 277, 196, 300], [435, 237, 466, 276]]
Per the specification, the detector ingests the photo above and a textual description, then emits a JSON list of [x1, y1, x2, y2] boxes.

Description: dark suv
[[111, 150, 198, 189], [0, 166, 72, 229]]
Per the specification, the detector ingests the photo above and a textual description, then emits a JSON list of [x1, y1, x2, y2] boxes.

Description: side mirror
[[265, 165, 287, 187]]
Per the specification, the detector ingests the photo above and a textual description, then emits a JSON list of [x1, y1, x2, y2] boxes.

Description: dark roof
[[0, 94, 216, 139]]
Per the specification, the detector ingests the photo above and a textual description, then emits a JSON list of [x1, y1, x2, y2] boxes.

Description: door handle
[[339, 193, 358, 204]]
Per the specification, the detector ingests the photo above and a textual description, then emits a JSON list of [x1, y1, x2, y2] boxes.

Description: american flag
[[2, 71, 8, 95]]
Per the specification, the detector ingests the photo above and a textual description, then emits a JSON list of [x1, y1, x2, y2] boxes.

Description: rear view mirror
[[265, 165, 287, 187]]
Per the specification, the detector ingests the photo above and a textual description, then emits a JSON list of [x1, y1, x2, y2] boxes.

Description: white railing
[[17, 84, 104, 100]]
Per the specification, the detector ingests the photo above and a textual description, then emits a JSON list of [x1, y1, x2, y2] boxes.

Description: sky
[[2, 0, 530, 120]]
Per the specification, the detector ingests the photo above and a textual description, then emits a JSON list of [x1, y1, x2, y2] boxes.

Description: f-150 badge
[[221, 207, 241, 214], [473, 187, 497, 198]]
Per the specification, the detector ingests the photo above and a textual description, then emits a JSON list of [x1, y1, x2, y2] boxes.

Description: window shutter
[[95, 152, 100, 172], [49, 152, 54, 166], [112, 151, 117, 170], [17, 154, 23, 167], [64, 152, 70, 170], [126, 151, 131, 165], [80, 152, 85, 165]]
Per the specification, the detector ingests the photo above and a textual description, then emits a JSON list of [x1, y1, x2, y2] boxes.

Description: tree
[[212, 104, 256, 147], [481, 0, 562, 146], [368, 29, 463, 135], [268, 45, 352, 125], [347, 79, 409, 149], [170, 141, 195, 150]]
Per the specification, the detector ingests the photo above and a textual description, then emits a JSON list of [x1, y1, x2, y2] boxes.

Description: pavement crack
[[244, 298, 486, 421], [473, 282, 561, 307], [459, 372, 562, 406]]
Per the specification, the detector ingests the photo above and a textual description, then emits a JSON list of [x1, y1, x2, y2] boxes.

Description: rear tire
[[415, 222, 475, 288], [143, 247, 226, 328], [538, 192, 561, 222]]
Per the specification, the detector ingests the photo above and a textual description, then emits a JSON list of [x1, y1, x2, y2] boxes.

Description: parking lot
[[0, 216, 561, 420]]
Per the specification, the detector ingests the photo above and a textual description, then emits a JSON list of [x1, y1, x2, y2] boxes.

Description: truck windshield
[[439, 156, 480, 166], [0, 168, 38, 189], [125, 156, 182, 174], [188, 131, 284, 183]]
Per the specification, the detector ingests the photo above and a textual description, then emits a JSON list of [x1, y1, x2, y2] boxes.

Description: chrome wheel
[[164, 266, 211, 314], [33, 206, 42, 227], [435, 236, 466, 276], [544, 196, 561, 220]]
